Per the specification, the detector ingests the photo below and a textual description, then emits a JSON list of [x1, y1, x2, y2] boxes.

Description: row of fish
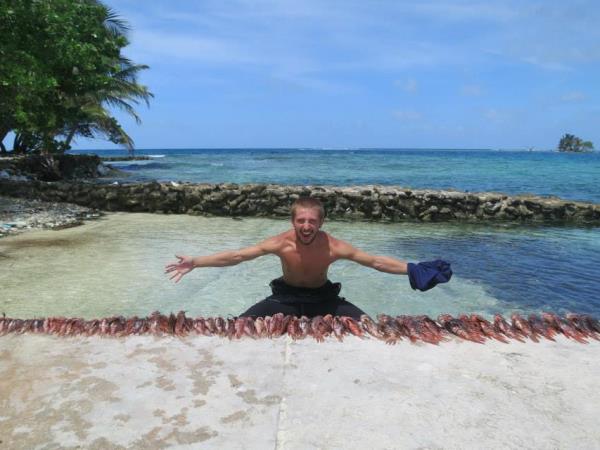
[[1, 312, 599, 344]]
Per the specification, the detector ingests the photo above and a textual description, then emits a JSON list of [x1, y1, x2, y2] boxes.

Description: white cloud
[[561, 91, 586, 102], [483, 109, 500, 120], [395, 78, 418, 93], [131, 30, 258, 65], [461, 84, 483, 96], [519, 56, 570, 72], [482, 108, 513, 124], [410, 1, 519, 22], [268, 73, 354, 94], [113, 0, 600, 86], [392, 110, 423, 121]]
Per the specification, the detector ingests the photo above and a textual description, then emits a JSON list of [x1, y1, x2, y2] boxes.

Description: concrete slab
[[0, 335, 285, 449], [1, 335, 599, 449]]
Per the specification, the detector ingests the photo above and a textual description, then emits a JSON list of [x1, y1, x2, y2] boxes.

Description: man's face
[[292, 207, 323, 245]]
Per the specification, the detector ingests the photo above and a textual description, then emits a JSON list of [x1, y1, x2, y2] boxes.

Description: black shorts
[[240, 277, 365, 319]]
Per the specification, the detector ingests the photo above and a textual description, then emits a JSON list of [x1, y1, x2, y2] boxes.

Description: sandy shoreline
[[1, 334, 599, 449]]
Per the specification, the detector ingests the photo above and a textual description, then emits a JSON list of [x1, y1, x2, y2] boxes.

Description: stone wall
[[1, 179, 599, 224]]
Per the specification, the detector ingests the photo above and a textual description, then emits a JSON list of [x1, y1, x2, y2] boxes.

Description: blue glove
[[407, 260, 452, 291]]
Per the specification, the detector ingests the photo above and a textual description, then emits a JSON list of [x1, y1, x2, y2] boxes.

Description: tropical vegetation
[[558, 134, 594, 153], [0, 0, 152, 155]]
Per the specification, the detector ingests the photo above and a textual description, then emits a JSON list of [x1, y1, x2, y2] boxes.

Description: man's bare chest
[[279, 246, 333, 273]]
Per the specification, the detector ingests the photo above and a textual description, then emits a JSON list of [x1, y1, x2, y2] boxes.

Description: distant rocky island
[[558, 134, 594, 153]]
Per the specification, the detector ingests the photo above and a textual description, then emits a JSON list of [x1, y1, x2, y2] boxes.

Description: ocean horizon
[[75, 147, 600, 203]]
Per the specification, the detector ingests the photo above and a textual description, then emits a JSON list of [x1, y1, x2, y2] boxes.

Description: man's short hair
[[291, 197, 325, 220]]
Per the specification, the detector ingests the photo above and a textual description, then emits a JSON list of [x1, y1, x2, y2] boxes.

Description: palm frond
[[103, 97, 142, 123], [102, 6, 130, 37]]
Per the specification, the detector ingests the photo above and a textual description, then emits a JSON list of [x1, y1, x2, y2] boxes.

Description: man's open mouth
[[299, 230, 314, 241]]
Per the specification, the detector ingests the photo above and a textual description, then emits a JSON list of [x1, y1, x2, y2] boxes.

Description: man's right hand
[[165, 255, 195, 283]]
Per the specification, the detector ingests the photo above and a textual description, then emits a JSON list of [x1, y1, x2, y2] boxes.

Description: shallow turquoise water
[[1, 214, 598, 319]]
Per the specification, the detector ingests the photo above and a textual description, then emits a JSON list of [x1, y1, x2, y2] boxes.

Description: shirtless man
[[165, 197, 451, 319]]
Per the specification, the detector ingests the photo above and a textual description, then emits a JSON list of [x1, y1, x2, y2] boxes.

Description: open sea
[[1, 148, 599, 319], [78, 148, 600, 203]]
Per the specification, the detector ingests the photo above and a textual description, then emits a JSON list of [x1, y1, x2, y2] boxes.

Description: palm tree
[[63, 102, 134, 151], [62, 58, 152, 154], [61, 3, 153, 155]]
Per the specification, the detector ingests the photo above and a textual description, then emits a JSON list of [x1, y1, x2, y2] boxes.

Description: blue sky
[[77, 0, 599, 150]]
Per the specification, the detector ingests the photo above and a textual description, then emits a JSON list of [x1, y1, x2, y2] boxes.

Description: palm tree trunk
[[13, 132, 32, 154], [13, 133, 23, 154], [0, 127, 9, 155], [64, 127, 77, 148]]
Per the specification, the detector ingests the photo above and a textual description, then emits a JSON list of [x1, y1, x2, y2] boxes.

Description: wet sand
[[1, 335, 599, 449]]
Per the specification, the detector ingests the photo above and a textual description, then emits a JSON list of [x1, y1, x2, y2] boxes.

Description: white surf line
[[274, 335, 292, 450]]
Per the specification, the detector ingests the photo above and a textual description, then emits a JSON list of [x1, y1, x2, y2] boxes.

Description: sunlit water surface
[[1, 213, 598, 319]]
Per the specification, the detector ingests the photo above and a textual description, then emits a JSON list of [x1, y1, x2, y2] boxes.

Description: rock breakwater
[[1, 179, 599, 224]]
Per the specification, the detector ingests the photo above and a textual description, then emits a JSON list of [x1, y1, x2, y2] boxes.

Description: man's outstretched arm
[[165, 236, 280, 283], [333, 239, 408, 275], [333, 237, 453, 291]]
